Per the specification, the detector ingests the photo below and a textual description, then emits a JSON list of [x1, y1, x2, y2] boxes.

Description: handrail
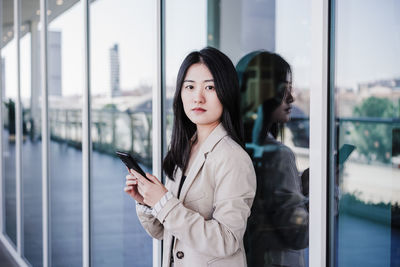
[[3, 106, 399, 169], [289, 115, 400, 124]]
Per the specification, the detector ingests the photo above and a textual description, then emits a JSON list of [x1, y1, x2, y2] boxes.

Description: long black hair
[[259, 52, 291, 141], [163, 47, 244, 180], [237, 51, 291, 143]]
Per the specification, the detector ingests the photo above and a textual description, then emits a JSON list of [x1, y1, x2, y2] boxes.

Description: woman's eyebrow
[[183, 79, 214, 83]]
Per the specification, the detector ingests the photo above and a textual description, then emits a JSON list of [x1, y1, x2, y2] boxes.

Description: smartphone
[[116, 151, 147, 178], [338, 144, 356, 165]]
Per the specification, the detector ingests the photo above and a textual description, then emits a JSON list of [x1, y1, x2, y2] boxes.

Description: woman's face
[[181, 63, 223, 128], [270, 74, 294, 124]]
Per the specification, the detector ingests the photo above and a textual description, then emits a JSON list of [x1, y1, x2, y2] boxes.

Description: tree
[[352, 97, 396, 163]]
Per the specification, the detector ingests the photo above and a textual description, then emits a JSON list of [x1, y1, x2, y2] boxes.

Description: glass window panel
[[164, 0, 311, 266], [90, 0, 155, 266], [332, 0, 400, 266], [2, 0, 17, 246], [164, 0, 207, 146], [20, 0, 43, 264], [48, 0, 83, 265]]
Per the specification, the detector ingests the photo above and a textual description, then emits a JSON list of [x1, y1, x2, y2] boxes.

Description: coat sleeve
[[136, 204, 164, 240], [153, 149, 256, 258]]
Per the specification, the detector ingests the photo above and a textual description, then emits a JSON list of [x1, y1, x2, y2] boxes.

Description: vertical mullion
[[327, 0, 337, 266], [40, 0, 50, 266], [0, 0, 3, 237], [14, 0, 23, 257], [153, 1, 163, 266], [160, 1, 167, 164], [309, 0, 329, 266], [83, 0, 92, 266]]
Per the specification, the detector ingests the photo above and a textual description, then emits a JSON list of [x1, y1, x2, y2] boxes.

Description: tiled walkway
[[3, 132, 152, 267], [2, 131, 399, 266]]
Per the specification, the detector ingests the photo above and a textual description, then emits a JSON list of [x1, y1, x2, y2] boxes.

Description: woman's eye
[[185, 85, 194, 90], [205, 85, 214, 90]]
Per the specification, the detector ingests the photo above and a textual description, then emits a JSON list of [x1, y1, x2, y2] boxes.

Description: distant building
[[358, 78, 399, 92], [109, 44, 121, 97], [48, 31, 62, 96]]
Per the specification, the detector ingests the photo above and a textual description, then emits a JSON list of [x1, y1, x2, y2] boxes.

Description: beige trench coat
[[136, 124, 256, 267]]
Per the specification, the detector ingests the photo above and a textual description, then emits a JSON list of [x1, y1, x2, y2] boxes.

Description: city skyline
[[1, 0, 400, 99]]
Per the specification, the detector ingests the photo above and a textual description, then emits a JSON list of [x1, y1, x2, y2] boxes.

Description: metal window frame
[[15, 0, 23, 258], [0, 0, 3, 239], [327, 0, 337, 266], [40, 0, 50, 266], [0, 0, 35, 266], [309, 0, 329, 266], [82, 0, 92, 266], [0, 1, 332, 266], [0, 234, 29, 267], [153, 0, 163, 266]]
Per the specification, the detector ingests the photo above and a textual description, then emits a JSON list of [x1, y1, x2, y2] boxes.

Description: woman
[[124, 47, 256, 267], [237, 51, 309, 267]]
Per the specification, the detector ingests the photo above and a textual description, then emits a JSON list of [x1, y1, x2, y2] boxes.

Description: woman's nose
[[286, 92, 294, 104], [193, 88, 205, 103]]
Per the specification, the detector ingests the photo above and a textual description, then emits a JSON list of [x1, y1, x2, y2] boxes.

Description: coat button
[[176, 251, 184, 259]]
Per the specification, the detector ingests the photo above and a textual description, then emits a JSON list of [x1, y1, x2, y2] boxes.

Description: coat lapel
[[178, 151, 206, 201], [169, 167, 182, 197], [178, 123, 228, 201], [171, 124, 228, 253]]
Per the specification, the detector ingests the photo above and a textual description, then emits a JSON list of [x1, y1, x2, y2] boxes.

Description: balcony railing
[[3, 102, 400, 168], [48, 108, 153, 167]]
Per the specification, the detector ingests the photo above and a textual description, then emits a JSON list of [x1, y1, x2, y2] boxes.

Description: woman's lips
[[192, 107, 206, 113]]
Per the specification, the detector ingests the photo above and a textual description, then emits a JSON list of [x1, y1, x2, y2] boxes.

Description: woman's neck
[[195, 121, 220, 146]]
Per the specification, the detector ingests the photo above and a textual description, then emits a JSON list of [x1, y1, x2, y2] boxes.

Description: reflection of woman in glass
[[237, 51, 309, 267], [124, 47, 256, 267]]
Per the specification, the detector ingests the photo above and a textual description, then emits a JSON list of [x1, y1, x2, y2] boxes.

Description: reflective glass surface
[[48, 0, 83, 265], [20, 0, 43, 263], [164, 1, 311, 266], [332, 0, 400, 266], [2, 0, 17, 246], [90, 0, 155, 265]]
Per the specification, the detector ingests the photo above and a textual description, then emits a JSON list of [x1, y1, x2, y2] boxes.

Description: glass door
[[330, 1, 400, 266]]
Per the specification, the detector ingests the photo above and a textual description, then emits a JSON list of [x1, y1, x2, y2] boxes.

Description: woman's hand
[[124, 172, 145, 204], [131, 169, 168, 207]]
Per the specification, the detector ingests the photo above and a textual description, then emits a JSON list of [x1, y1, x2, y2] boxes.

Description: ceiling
[[1, 0, 82, 48]]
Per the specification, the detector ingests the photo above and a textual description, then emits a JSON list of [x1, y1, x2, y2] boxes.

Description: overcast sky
[[2, 0, 399, 99]]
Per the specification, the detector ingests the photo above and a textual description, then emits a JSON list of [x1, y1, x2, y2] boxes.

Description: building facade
[[0, 0, 399, 267], [109, 43, 120, 97]]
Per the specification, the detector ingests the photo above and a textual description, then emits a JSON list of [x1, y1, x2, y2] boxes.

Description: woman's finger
[[136, 175, 145, 186], [135, 171, 151, 185], [124, 186, 133, 192], [137, 184, 145, 196], [130, 169, 146, 180], [126, 174, 136, 181], [145, 173, 160, 184], [126, 180, 137, 186], [130, 169, 154, 184]]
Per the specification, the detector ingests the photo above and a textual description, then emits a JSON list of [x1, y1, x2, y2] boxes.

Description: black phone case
[[116, 151, 147, 178]]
